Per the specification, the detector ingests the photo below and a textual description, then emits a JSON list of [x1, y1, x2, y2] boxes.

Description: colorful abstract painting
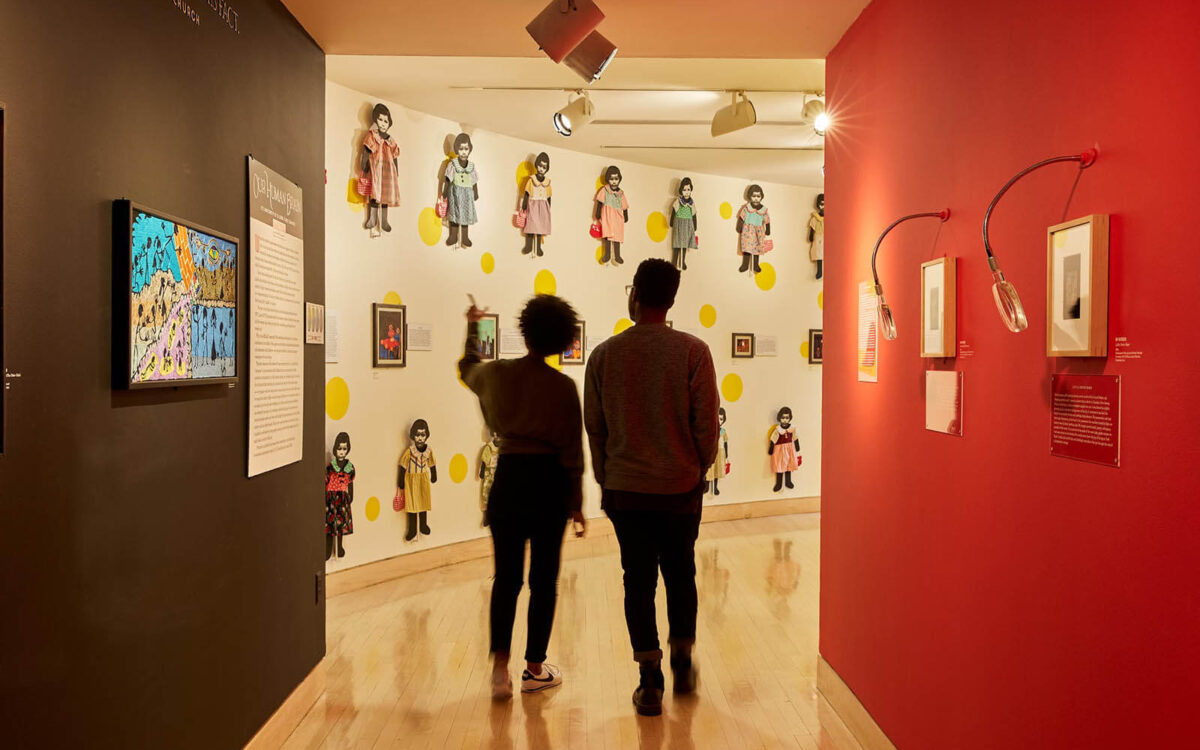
[[129, 208, 237, 384]]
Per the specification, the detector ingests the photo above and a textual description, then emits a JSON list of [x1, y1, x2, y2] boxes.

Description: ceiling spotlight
[[553, 91, 594, 136], [802, 98, 829, 136], [526, 0, 605, 63], [563, 30, 618, 82], [710, 91, 757, 137]]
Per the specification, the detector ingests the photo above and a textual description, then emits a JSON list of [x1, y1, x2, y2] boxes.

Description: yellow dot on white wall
[[326, 377, 350, 420], [699, 304, 717, 328], [346, 179, 365, 211], [449, 454, 469, 483], [365, 496, 381, 522], [596, 175, 605, 191], [719, 202, 733, 220], [755, 262, 777, 291], [383, 291, 402, 305], [721, 373, 744, 402], [546, 354, 562, 371], [613, 318, 633, 335], [801, 341, 811, 358], [516, 161, 535, 190], [818, 290, 824, 310], [418, 207, 442, 246], [646, 212, 669, 243], [481, 252, 495, 274], [534, 269, 557, 295], [595, 245, 606, 264]]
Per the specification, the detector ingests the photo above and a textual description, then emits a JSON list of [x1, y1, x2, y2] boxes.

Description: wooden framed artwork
[[562, 321, 585, 365], [731, 332, 755, 359], [372, 303, 406, 367], [476, 312, 499, 361], [808, 329, 823, 364], [1047, 214, 1109, 357], [920, 257, 956, 358]]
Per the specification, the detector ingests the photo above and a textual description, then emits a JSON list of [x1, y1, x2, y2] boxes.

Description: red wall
[[821, 2, 1200, 747]]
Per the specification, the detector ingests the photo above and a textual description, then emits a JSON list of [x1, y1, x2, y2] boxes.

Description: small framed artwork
[[665, 320, 674, 329], [373, 303, 406, 367], [1047, 214, 1109, 357], [731, 332, 755, 359], [920, 257, 956, 358], [305, 302, 325, 345], [562, 321, 585, 365], [476, 313, 500, 361], [808, 329, 823, 364]]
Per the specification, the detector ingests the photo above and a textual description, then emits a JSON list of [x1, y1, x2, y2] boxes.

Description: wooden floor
[[282, 513, 862, 750]]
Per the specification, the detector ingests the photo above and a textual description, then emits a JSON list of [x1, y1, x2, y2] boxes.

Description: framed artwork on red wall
[[1047, 214, 1109, 357]]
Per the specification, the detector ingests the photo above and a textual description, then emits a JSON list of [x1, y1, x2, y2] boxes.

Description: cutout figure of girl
[[396, 419, 437, 541], [594, 165, 629, 264], [325, 432, 355, 560], [768, 407, 801, 492], [479, 431, 500, 526], [670, 177, 699, 270], [521, 152, 552, 257], [706, 406, 730, 495], [443, 133, 479, 247], [736, 184, 772, 273], [359, 103, 401, 236], [807, 193, 824, 279]]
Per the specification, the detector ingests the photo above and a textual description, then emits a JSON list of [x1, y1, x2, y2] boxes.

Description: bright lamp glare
[[814, 112, 830, 136]]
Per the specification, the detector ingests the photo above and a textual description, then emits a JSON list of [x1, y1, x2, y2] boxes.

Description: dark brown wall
[[0, 1, 326, 747]]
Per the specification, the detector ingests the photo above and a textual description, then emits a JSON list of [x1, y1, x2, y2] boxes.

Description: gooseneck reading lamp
[[870, 209, 951, 340], [982, 148, 1098, 332]]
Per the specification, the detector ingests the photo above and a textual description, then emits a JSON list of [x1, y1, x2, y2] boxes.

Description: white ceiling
[[326, 57, 827, 188]]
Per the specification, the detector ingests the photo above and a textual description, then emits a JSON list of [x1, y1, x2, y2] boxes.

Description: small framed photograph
[[562, 321, 585, 365], [731, 332, 755, 359], [476, 313, 500, 361], [920, 257, 956, 358], [808, 329, 823, 364], [1047, 214, 1109, 357], [372, 303, 406, 367]]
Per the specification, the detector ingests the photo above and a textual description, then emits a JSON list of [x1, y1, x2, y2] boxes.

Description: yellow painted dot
[[818, 291, 824, 310], [719, 202, 733, 220], [346, 179, 365, 211], [383, 291, 402, 305], [646, 211, 669, 243], [481, 252, 495, 274], [699, 304, 717, 328], [801, 341, 811, 358], [365, 496, 381, 522], [449, 454, 469, 483], [596, 175, 605, 191], [534, 269, 557, 295], [721, 373, 744, 402], [596, 245, 606, 264], [1053, 231, 1068, 249], [516, 161, 535, 190], [418, 206, 442, 246], [755, 262, 777, 291], [325, 377, 350, 420], [613, 318, 633, 335], [545, 354, 562, 370]]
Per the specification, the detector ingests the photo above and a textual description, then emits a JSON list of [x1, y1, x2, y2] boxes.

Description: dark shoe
[[753, 256, 762, 273], [380, 207, 392, 233], [713, 483, 720, 496], [364, 206, 378, 230], [613, 247, 624, 264], [784, 474, 794, 489], [672, 248, 681, 269], [535, 246, 543, 257], [405, 514, 418, 541], [522, 241, 534, 255], [738, 254, 751, 272], [600, 245, 612, 264], [462, 238, 473, 248], [337, 544, 346, 558], [633, 664, 664, 716], [773, 475, 784, 493], [419, 511, 431, 535], [670, 653, 699, 695]]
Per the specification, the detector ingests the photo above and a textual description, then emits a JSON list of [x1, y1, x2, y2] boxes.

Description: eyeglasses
[[625, 284, 634, 296]]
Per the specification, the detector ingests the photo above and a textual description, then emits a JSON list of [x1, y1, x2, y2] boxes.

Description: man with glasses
[[584, 259, 719, 716]]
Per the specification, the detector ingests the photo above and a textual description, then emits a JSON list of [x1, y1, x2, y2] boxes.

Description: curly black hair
[[632, 258, 680, 309], [518, 294, 578, 357]]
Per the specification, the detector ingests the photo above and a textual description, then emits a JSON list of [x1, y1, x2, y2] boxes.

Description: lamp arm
[[869, 210, 951, 293], [982, 148, 1097, 269]]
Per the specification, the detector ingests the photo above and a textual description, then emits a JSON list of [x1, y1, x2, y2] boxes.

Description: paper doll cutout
[[768, 406, 801, 492], [443, 133, 479, 248], [671, 177, 699, 270], [396, 419, 437, 541], [325, 432, 355, 559], [737, 184, 772, 274], [521, 152, 552, 257], [594, 165, 629, 265], [359, 103, 401, 238], [705, 407, 729, 495], [807, 193, 824, 279]]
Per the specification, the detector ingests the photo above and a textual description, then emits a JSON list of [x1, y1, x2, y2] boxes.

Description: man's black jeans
[[606, 506, 703, 662]]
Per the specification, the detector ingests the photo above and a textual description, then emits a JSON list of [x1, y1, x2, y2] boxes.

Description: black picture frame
[[372, 302, 407, 367], [114, 200, 241, 389], [562, 320, 585, 364], [731, 332, 755, 359], [1, 104, 5, 453], [808, 329, 824, 364]]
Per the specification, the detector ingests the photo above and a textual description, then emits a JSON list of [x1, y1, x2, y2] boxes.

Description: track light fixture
[[552, 91, 594, 136], [801, 98, 829, 136], [710, 91, 757, 137], [870, 210, 951, 341], [526, 0, 618, 82]]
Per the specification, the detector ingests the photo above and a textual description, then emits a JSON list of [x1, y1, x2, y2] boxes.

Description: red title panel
[[1050, 374, 1121, 467]]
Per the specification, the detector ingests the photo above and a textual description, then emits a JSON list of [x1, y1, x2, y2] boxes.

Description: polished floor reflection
[[283, 513, 861, 749]]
